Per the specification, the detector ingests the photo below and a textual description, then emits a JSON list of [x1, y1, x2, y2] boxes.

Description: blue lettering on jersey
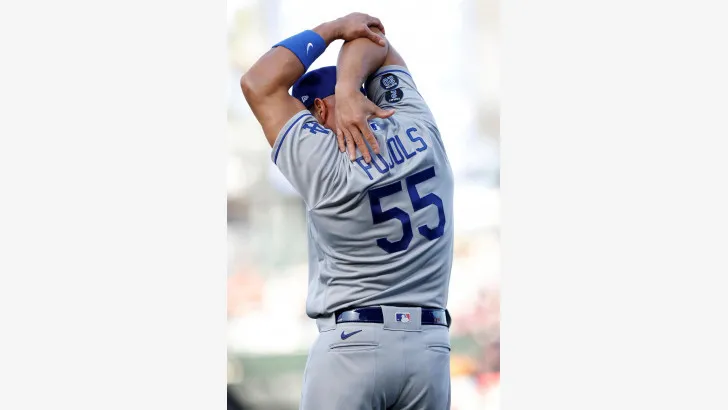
[[387, 137, 405, 165], [355, 157, 374, 180], [386, 153, 396, 170], [395, 135, 417, 159], [354, 126, 429, 180], [406, 127, 427, 152], [371, 154, 390, 174], [302, 122, 329, 135]]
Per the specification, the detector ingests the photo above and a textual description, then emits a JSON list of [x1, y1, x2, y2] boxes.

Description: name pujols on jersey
[[355, 125, 429, 180]]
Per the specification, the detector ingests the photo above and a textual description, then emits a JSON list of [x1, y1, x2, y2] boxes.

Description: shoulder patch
[[380, 73, 400, 90], [384, 88, 404, 103]]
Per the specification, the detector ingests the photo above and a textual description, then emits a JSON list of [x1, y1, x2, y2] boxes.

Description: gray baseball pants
[[299, 306, 451, 410]]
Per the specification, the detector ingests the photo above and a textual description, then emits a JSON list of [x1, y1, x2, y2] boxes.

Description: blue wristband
[[273, 30, 327, 72]]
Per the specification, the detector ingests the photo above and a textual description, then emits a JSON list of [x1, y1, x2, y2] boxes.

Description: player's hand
[[332, 13, 387, 47], [334, 87, 395, 163]]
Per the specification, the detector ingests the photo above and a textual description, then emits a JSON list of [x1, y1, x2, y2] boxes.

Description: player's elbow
[[240, 73, 277, 108], [240, 73, 259, 101]]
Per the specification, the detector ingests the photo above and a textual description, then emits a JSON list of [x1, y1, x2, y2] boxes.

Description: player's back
[[271, 65, 453, 318], [306, 66, 454, 318]]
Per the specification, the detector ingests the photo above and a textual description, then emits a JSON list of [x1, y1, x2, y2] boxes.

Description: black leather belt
[[335, 306, 450, 328]]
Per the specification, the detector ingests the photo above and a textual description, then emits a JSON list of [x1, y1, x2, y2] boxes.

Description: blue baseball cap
[[292, 66, 365, 109]]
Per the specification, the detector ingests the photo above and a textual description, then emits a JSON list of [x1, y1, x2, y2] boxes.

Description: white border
[[504, 0, 728, 409], [1, 0, 226, 408]]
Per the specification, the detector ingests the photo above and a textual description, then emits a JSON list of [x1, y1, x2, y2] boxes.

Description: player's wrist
[[335, 80, 365, 96], [313, 21, 340, 46]]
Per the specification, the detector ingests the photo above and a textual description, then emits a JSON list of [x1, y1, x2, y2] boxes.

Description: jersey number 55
[[367, 166, 446, 254]]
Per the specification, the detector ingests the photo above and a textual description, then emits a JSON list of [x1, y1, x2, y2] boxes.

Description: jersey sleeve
[[365, 65, 436, 125], [270, 110, 342, 208]]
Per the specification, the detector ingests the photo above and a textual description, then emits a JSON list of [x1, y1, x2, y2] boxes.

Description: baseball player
[[240, 12, 454, 410]]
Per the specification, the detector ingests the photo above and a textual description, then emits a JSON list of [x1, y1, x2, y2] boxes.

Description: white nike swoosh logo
[[306, 43, 313, 54]]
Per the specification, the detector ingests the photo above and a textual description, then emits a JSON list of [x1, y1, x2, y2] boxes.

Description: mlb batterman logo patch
[[395, 312, 411, 323], [380, 73, 399, 90]]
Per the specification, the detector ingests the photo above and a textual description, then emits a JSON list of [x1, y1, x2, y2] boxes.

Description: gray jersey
[[272, 65, 454, 319]]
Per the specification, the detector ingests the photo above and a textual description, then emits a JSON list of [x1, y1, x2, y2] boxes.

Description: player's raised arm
[[240, 13, 386, 147], [334, 27, 408, 159]]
